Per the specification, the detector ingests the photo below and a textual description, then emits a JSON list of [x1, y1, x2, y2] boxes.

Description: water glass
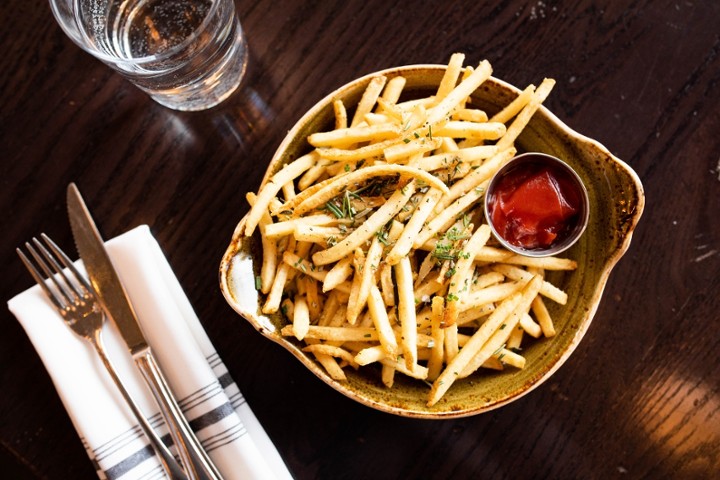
[[49, 0, 248, 111]]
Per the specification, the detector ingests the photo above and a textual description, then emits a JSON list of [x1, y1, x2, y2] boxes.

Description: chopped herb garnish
[[375, 229, 390, 246], [325, 201, 344, 218]]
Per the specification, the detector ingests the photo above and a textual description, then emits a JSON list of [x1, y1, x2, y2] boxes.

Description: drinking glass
[[49, 0, 248, 111]]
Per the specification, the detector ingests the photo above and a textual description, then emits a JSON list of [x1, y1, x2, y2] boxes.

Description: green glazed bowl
[[219, 65, 645, 418]]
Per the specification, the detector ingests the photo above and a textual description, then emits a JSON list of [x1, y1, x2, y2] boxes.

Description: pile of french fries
[[243, 53, 575, 406]]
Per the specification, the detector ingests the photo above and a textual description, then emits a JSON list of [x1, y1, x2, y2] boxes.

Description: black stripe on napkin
[[188, 401, 236, 432], [103, 444, 155, 480], [217, 372, 234, 389]]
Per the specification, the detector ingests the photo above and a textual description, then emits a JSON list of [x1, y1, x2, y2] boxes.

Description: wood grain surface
[[1, 0, 718, 478]]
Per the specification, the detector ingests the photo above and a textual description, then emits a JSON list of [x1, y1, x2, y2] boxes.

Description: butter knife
[[67, 183, 223, 480]]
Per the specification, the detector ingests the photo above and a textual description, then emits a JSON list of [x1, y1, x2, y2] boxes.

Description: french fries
[[243, 54, 575, 407]]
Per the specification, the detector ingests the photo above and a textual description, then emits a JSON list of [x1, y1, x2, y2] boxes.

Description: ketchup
[[486, 157, 584, 251]]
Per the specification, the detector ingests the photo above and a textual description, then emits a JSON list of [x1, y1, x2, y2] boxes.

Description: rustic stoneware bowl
[[219, 65, 645, 418]]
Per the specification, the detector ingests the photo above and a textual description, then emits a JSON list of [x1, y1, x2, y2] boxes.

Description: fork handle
[[89, 333, 188, 480], [135, 349, 224, 480]]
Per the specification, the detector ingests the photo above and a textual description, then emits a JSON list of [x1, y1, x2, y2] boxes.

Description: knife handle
[[135, 349, 224, 480]]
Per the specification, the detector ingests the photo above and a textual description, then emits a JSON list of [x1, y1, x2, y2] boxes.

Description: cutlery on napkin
[[8, 225, 292, 480]]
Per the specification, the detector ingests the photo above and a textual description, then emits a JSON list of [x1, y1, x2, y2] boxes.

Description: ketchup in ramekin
[[484, 153, 589, 257]]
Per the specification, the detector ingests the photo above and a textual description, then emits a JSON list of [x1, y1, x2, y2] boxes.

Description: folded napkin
[[8, 225, 292, 480]]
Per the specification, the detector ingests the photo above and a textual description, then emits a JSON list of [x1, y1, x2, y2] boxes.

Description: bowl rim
[[219, 64, 646, 419]]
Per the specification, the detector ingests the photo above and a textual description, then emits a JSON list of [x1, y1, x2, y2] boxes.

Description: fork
[[17, 234, 189, 480]]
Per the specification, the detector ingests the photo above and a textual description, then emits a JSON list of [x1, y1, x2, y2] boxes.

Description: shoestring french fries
[[243, 53, 576, 406]]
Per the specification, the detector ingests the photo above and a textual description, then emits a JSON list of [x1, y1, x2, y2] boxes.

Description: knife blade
[[66, 185, 148, 355], [66, 183, 222, 480]]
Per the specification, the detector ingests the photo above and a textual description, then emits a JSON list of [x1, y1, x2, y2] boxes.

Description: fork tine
[[31, 237, 80, 306], [41, 233, 92, 296], [17, 245, 66, 310]]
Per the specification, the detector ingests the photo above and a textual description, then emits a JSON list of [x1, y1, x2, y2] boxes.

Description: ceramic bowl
[[219, 65, 645, 418]]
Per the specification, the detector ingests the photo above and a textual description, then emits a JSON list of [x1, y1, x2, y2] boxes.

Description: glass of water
[[49, 0, 248, 111]]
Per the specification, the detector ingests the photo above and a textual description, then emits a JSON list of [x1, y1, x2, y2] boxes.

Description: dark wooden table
[[2, 1, 718, 478]]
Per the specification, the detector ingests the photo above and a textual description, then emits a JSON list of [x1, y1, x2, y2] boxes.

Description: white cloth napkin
[[8, 225, 292, 480]]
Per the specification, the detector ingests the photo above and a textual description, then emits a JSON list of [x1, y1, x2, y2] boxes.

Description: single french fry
[[351, 76, 387, 127], [347, 237, 384, 324], [380, 356, 429, 380], [496, 348, 525, 369], [395, 256, 418, 369], [312, 350, 347, 380], [453, 108, 488, 123], [354, 345, 387, 366], [379, 263, 395, 306], [502, 255, 578, 271], [435, 52, 466, 101], [434, 121, 506, 140], [293, 295, 310, 340], [380, 75, 407, 106], [280, 297, 294, 321], [519, 312, 542, 338], [444, 324, 460, 363], [281, 325, 378, 342], [457, 303, 496, 325], [459, 281, 522, 312], [427, 296, 445, 381], [492, 264, 568, 304], [381, 364, 395, 388], [305, 277, 322, 321], [246, 192, 278, 294], [264, 213, 342, 239], [317, 138, 400, 162], [532, 296, 556, 337], [384, 137, 442, 164], [346, 248, 366, 325], [490, 84, 535, 124], [293, 225, 345, 245], [245, 152, 317, 235], [333, 99, 348, 129], [472, 271, 506, 290], [506, 324, 524, 350], [308, 123, 400, 148], [322, 255, 354, 292], [318, 291, 341, 326], [282, 180, 296, 202], [367, 285, 399, 356], [302, 344, 359, 369], [263, 262, 290, 314]]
